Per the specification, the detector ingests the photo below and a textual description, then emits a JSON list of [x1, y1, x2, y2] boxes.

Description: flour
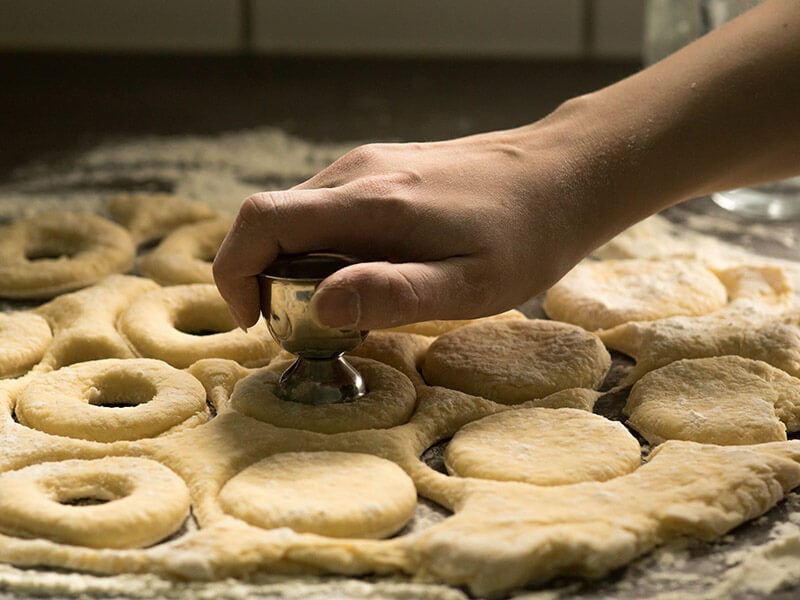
[[0, 565, 469, 600], [2, 127, 357, 217]]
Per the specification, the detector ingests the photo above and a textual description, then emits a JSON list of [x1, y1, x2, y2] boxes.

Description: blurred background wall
[[0, 0, 644, 60]]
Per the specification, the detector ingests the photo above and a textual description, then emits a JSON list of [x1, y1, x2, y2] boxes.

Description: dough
[[34, 274, 159, 371], [219, 451, 417, 538], [422, 319, 611, 403], [526, 387, 602, 411], [543, 259, 728, 330], [383, 309, 526, 337], [0, 312, 52, 378], [412, 439, 800, 596], [138, 216, 232, 286], [349, 331, 432, 386], [624, 356, 800, 445], [0, 212, 135, 299], [118, 283, 279, 368], [0, 457, 190, 548], [109, 192, 218, 246], [230, 356, 417, 433], [444, 407, 641, 485], [15, 358, 209, 442], [599, 267, 800, 384]]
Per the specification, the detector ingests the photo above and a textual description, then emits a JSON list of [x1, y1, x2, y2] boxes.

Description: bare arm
[[213, 0, 800, 331]]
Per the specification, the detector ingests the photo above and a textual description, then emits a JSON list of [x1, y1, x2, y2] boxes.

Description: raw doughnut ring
[[138, 216, 232, 286], [118, 284, 279, 369], [231, 357, 417, 433], [15, 358, 209, 442], [220, 451, 417, 538], [0, 457, 190, 548], [0, 312, 52, 378], [0, 212, 135, 299], [109, 192, 217, 246]]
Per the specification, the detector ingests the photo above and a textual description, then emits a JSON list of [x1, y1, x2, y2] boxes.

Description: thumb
[[310, 258, 498, 331]]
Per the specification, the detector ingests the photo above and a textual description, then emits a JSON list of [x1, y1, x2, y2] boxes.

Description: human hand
[[213, 121, 632, 332]]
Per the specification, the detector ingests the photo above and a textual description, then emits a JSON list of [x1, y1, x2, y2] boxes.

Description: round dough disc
[[219, 451, 417, 538], [445, 407, 641, 485], [543, 259, 728, 331], [624, 356, 800, 445], [231, 356, 416, 433], [422, 319, 610, 404]]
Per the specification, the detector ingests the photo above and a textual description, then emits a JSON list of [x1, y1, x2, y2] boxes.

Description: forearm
[[520, 0, 800, 228]]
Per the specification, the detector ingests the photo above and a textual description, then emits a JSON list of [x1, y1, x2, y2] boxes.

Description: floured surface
[[0, 130, 800, 599]]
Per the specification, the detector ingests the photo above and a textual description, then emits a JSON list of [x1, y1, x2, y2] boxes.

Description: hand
[[213, 123, 612, 331]]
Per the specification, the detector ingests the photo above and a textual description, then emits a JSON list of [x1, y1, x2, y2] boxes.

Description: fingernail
[[311, 286, 361, 329], [229, 306, 249, 333]]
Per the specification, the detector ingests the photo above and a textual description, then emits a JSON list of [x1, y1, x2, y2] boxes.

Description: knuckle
[[238, 193, 274, 225], [339, 143, 386, 169]]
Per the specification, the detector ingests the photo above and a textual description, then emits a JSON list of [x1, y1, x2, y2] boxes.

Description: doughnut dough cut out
[[119, 283, 278, 368], [445, 407, 641, 485], [0, 457, 190, 549], [0, 312, 52, 378], [422, 319, 611, 404], [138, 216, 232, 286], [15, 358, 209, 442], [34, 274, 159, 371], [624, 356, 800, 445], [0, 212, 135, 299], [231, 356, 416, 433], [543, 259, 727, 331], [109, 192, 218, 246], [219, 451, 417, 538], [599, 266, 800, 384]]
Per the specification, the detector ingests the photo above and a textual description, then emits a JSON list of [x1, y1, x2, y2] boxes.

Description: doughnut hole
[[25, 246, 76, 261], [52, 471, 133, 506], [86, 370, 158, 408], [25, 230, 88, 261], [173, 303, 236, 336]]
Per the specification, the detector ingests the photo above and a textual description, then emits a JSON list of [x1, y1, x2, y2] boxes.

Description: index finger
[[213, 186, 360, 328]]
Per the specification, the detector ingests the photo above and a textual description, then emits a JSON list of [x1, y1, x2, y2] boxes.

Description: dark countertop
[[0, 52, 639, 180]]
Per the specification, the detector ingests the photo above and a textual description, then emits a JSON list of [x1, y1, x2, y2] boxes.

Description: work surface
[[1, 54, 800, 600]]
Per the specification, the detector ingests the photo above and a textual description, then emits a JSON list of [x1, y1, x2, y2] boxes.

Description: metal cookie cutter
[[259, 253, 368, 405]]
